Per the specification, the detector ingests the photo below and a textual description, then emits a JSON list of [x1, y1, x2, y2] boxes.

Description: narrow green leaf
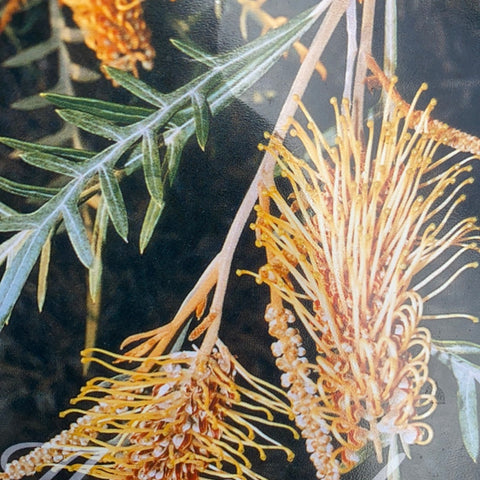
[[37, 233, 52, 312], [57, 109, 125, 141], [69, 63, 102, 83], [21, 151, 82, 177], [85, 199, 108, 368], [103, 67, 167, 109], [191, 91, 210, 151], [89, 198, 109, 300], [0, 176, 58, 199], [168, 319, 193, 354], [139, 198, 164, 254], [452, 363, 480, 462], [2, 37, 58, 67], [0, 213, 39, 231], [98, 168, 128, 241], [0, 226, 51, 328], [433, 340, 480, 357], [0, 136, 95, 161], [43, 93, 154, 124], [123, 142, 143, 173], [62, 204, 94, 268], [164, 128, 189, 184], [0, 231, 30, 267], [171, 39, 216, 67], [142, 130, 164, 204], [11, 94, 51, 111], [0, 201, 18, 217]]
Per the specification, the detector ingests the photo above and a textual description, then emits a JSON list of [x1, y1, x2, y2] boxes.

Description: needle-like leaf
[[44, 93, 154, 124], [98, 167, 129, 242], [0, 177, 58, 199], [57, 110, 126, 141], [0, 3, 327, 328], [139, 198, 165, 254], [170, 39, 216, 67], [89, 198, 109, 301], [191, 91, 211, 151], [433, 341, 480, 462], [21, 151, 83, 177], [142, 130, 164, 205], [0, 137, 95, 161], [62, 202, 94, 268], [37, 233, 52, 312], [104, 67, 168, 109], [2, 38, 59, 68]]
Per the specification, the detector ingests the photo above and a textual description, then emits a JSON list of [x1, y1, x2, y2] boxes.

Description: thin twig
[[352, 0, 376, 138], [260, 0, 350, 184], [199, 0, 350, 353], [343, 0, 358, 103]]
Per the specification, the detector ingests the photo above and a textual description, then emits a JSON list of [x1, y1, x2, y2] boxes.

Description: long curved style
[[248, 81, 480, 477]]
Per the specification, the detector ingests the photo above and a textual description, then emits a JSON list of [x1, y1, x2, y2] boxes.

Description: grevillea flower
[[248, 84, 480, 477], [0, 341, 295, 480], [60, 0, 155, 77], [0, 0, 156, 77]]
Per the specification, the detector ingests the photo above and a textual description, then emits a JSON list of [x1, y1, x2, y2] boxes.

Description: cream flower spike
[[0, 342, 297, 480], [246, 84, 480, 477]]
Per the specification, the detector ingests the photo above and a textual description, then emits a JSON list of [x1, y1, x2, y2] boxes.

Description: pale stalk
[[197, 0, 351, 354], [352, 0, 376, 137], [343, 0, 358, 103], [384, 0, 397, 78]]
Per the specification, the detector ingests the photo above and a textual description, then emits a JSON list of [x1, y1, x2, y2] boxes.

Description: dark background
[[0, 1, 479, 479]]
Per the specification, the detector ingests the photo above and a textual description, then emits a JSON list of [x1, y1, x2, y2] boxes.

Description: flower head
[[61, 0, 155, 77], [250, 86, 480, 475], [0, 342, 295, 480]]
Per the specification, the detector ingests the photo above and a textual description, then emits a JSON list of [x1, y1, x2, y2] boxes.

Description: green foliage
[[432, 340, 480, 462], [0, 4, 325, 329], [2, 0, 99, 146]]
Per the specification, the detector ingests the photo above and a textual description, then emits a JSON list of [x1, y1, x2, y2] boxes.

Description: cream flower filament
[[247, 84, 480, 474]]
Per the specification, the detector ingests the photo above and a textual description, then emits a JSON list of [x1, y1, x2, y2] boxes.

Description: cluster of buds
[[265, 305, 341, 479]]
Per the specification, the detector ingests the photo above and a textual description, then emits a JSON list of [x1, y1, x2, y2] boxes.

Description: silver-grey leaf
[[98, 167, 128, 241], [62, 204, 94, 268]]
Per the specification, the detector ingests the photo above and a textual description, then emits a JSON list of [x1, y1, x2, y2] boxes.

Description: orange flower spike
[[60, 0, 155, 78], [251, 84, 480, 476], [0, 343, 296, 480], [367, 55, 480, 155]]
